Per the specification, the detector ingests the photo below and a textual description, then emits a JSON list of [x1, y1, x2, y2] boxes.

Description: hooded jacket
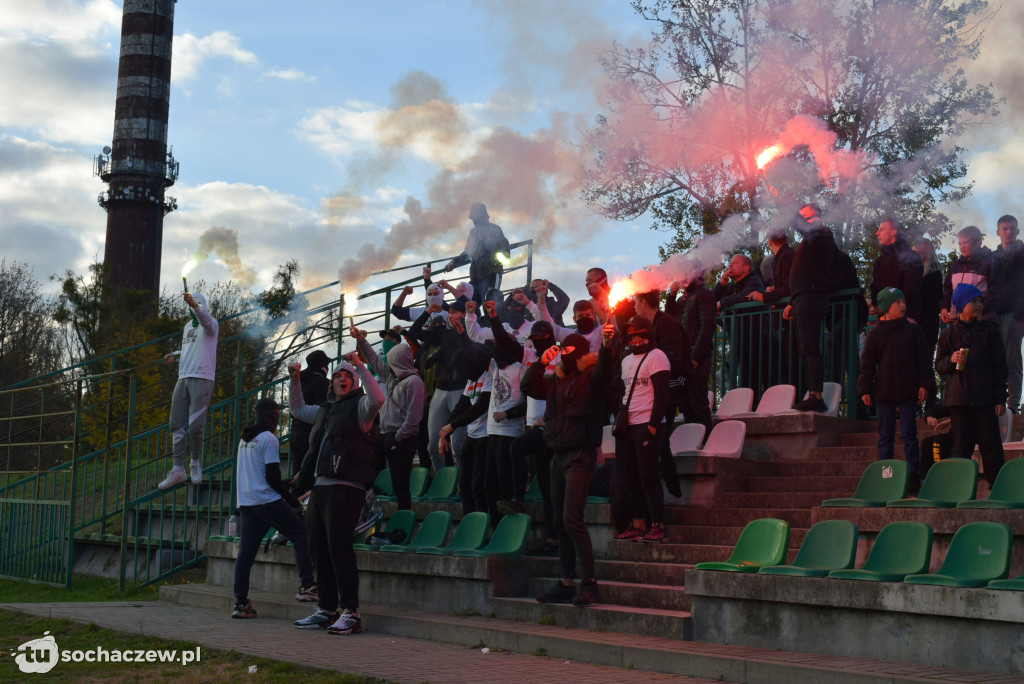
[[871, 237, 924, 321], [357, 338, 425, 442], [942, 249, 999, 314], [408, 310, 470, 392], [665, 279, 716, 364], [449, 220, 511, 283], [936, 317, 1007, 407], [177, 293, 219, 381], [790, 227, 836, 298], [857, 317, 933, 403], [521, 346, 614, 451]]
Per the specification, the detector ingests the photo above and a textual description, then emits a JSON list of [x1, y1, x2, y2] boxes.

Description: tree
[[583, 0, 998, 261], [0, 260, 62, 388]]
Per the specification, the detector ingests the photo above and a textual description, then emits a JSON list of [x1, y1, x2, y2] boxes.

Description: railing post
[[66, 378, 83, 588], [100, 357, 117, 534], [384, 289, 392, 332], [118, 372, 137, 592], [338, 292, 346, 360], [526, 240, 534, 286]]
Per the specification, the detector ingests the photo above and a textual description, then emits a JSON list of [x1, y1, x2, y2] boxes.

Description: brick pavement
[[1, 602, 715, 684]]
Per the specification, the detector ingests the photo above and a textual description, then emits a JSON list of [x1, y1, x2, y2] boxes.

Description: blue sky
[[2, 0, 1022, 312]]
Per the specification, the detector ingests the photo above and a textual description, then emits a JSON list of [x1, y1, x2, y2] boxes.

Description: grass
[[0, 611, 392, 683], [0, 570, 206, 604]]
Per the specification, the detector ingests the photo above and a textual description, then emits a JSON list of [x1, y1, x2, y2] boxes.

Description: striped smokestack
[[96, 0, 179, 295]]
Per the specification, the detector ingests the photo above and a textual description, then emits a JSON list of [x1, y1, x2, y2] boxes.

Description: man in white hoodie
[[159, 292, 219, 490]]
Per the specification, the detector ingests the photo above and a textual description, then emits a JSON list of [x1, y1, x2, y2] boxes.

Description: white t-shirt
[[236, 431, 282, 506], [619, 349, 671, 426], [522, 346, 551, 426], [462, 372, 493, 440], [487, 360, 526, 438]]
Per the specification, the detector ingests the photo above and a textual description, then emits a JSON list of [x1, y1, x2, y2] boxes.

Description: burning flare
[[495, 252, 511, 267], [608, 278, 639, 309], [756, 144, 783, 170]]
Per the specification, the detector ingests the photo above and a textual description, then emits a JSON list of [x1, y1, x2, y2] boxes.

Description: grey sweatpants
[[169, 377, 214, 468]]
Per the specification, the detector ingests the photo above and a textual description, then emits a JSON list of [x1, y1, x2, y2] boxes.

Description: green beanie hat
[[877, 287, 904, 316]]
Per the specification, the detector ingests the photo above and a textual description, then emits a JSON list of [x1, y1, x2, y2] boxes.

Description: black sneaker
[[293, 608, 339, 629], [793, 396, 827, 412], [536, 582, 576, 604], [295, 584, 318, 602], [231, 601, 257, 619], [573, 580, 599, 607]]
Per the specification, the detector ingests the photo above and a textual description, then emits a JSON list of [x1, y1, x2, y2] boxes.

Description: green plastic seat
[[886, 458, 977, 508], [453, 513, 531, 559], [524, 476, 542, 503], [415, 467, 458, 502], [352, 509, 416, 552], [988, 573, 1024, 590], [828, 521, 933, 582], [382, 510, 452, 553], [417, 512, 491, 556], [957, 458, 1024, 509], [694, 518, 790, 572], [586, 495, 610, 504], [904, 522, 1012, 588], [374, 469, 395, 500], [378, 467, 429, 502], [821, 460, 908, 507], [759, 520, 858, 577]]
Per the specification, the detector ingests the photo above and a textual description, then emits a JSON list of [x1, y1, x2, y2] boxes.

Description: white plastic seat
[[731, 384, 796, 418], [669, 423, 706, 454], [777, 382, 842, 417], [599, 424, 616, 460], [714, 388, 754, 418], [677, 420, 746, 459]]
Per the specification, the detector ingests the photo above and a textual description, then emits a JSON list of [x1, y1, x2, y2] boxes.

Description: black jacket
[[763, 244, 795, 305], [936, 317, 1007, 407], [292, 390, 378, 492], [857, 318, 933, 403], [407, 310, 469, 392], [871, 238, 924, 321], [713, 272, 765, 308], [995, 240, 1024, 319], [666, 280, 716, 364], [521, 346, 614, 451], [790, 227, 836, 298], [294, 367, 330, 429], [652, 310, 691, 382]]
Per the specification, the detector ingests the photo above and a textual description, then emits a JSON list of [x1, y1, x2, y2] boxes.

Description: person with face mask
[[612, 316, 672, 544], [391, 279, 449, 323], [522, 326, 615, 607], [288, 353, 385, 636], [532, 281, 604, 351], [464, 291, 535, 344], [159, 291, 219, 490], [443, 203, 511, 305]]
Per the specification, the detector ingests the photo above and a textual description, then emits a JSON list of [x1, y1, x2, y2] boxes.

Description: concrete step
[[603, 541, 798, 565], [806, 445, 903, 461], [666, 525, 807, 548], [518, 557, 694, 585], [774, 461, 876, 477], [490, 596, 693, 640], [744, 475, 862, 493], [527, 577, 691, 611], [671, 507, 813, 527], [714, 492, 840, 508]]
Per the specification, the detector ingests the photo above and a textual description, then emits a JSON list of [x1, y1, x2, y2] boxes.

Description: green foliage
[[585, 0, 999, 275]]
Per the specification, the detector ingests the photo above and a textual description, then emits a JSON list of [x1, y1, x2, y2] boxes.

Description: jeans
[[382, 433, 418, 510], [793, 293, 828, 394], [875, 399, 920, 479], [169, 377, 214, 468], [551, 448, 596, 582], [677, 358, 712, 437], [999, 313, 1024, 411], [458, 436, 489, 515], [615, 423, 667, 524], [486, 435, 515, 522], [234, 499, 313, 603], [427, 388, 466, 471], [306, 484, 364, 612], [948, 406, 1005, 486], [513, 427, 554, 538]]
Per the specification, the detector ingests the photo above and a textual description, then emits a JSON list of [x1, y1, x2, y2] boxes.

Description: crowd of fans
[[227, 203, 1023, 628]]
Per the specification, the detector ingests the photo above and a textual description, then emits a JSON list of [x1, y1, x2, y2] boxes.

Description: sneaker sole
[[231, 613, 257, 619], [295, 596, 318, 602], [328, 627, 361, 635]]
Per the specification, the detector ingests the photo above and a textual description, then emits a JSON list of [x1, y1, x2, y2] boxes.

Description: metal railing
[[714, 288, 865, 415], [0, 241, 534, 588]]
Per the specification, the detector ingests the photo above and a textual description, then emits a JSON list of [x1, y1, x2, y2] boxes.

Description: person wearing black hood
[[612, 316, 672, 544], [291, 350, 332, 476], [353, 327, 425, 511], [783, 204, 835, 413], [231, 398, 315, 619], [444, 203, 511, 305], [666, 275, 716, 435], [523, 326, 616, 607], [288, 353, 385, 636]]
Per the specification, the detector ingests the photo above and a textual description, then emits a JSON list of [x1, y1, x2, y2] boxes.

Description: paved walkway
[[1, 602, 716, 683]]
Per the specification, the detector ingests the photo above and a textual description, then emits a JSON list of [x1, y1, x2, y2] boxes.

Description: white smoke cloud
[[174, 31, 259, 83]]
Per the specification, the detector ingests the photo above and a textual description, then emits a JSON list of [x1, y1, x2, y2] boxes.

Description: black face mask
[[628, 334, 654, 355], [575, 317, 597, 335], [504, 306, 526, 329], [532, 336, 555, 356]]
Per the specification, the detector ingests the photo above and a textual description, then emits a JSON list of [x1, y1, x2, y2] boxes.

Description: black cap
[[528, 320, 554, 339], [378, 329, 402, 342], [305, 349, 331, 371], [449, 300, 466, 313], [255, 397, 284, 413]]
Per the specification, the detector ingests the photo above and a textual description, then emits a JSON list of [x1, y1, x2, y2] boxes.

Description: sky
[[2, 0, 1023, 315]]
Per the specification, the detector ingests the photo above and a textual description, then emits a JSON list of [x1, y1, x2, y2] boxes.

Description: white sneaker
[[158, 466, 188, 490], [189, 460, 203, 485]]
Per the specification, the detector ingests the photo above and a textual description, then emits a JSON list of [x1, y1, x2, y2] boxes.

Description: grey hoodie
[[357, 338, 426, 442]]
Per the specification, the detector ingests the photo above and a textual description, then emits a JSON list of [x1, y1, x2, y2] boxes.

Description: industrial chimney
[[95, 0, 179, 295]]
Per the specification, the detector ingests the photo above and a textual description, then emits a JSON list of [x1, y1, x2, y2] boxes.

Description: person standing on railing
[[159, 292, 219, 490], [351, 325, 425, 511], [231, 398, 316, 619], [443, 203, 510, 306], [288, 353, 385, 635], [783, 204, 835, 413]]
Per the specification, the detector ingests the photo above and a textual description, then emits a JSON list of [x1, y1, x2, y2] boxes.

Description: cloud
[[260, 68, 317, 83], [0, 0, 120, 43], [173, 31, 259, 83]]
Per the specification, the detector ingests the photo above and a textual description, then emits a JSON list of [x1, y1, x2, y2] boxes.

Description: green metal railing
[[714, 288, 865, 414], [0, 242, 534, 589]]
